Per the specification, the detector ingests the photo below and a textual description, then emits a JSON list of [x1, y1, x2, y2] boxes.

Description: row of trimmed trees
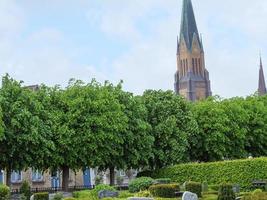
[[0, 75, 267, 190]]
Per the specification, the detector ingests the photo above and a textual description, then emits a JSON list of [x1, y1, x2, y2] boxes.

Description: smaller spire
[[258, 55, 267, 96]]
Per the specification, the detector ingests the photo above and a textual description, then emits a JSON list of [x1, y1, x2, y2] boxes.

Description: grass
[[72, 190, 218, 200]]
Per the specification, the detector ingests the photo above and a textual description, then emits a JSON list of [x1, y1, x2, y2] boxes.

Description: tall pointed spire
[[258, 56, 267, 96], [180, 0, 201, 50], [175, 0, 212, 101]]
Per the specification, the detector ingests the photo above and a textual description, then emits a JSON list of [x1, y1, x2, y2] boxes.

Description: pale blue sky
[[0, 0, 267, 97]]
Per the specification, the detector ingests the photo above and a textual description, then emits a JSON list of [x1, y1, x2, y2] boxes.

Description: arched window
[[192, 59, 195, 73]]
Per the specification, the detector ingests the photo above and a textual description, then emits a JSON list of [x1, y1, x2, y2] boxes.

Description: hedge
[[149, 184, 179, 198], [185, 181, 202, 197], [150, 157, 267, 190], [34, 192, 49, 200]]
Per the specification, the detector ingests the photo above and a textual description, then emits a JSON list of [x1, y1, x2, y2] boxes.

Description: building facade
[[174, 0, 212, 101]]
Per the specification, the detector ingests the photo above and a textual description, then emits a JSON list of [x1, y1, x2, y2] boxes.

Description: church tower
[[174, 0, 212, 101], [258, 56, 267, 96]]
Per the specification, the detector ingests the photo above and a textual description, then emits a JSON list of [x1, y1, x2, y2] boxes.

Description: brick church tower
[[174, 0, 212, 101], [258, 56, 267, 96]]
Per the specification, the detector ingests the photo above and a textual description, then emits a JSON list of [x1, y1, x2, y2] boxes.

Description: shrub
[[129, 177, 154, 193], [52, 193, 63, 200], [0, 184, 10, 200], [91, 184, 116, 197], [118, 191, 133, 198], [153, 157, 267, 190], [149, 184, 179, 198], [154, 178, 171, 184], [217, 183, 235, 200], [20, 180, 31, 200], [34, 192, 49, 200], [134, 190, 151, 197], [185, 181, 202, 197]]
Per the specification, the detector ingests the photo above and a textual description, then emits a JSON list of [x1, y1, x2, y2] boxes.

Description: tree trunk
[[109, 167, 115, 186], [6, 167, 11, 187], [62, 166, 69, 192]]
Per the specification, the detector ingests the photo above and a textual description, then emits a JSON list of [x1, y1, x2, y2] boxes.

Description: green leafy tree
[[142, 90, 197, 169], [190, 97, 230, 161], [243, 95, 267, 157], [0, 75, 53, 186]]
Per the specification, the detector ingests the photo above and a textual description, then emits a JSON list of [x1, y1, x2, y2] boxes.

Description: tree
[[0, 75, 53, 186], [190, 97, 230, 162], [105, 88, 153, 185], [142, 90, 197, 169], [63, 80, 128, 186], [243, 95, 267, 157]]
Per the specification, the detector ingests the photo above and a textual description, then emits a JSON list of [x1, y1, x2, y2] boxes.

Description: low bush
[[20, 181, 31, 200], [217, 183, 235, 200], [185, 181, 202, 197], [134, 190, 151, 197], [129, 177, 154, 193], [91, 184, 116, 197], [152, 157, 267, 190], [52, 193, 63, 200], [149, 184, 179, 198], [118, 191, 133, 198], [154, 178, 171, 184], [34, 192, 49, 200], [0, 184, 10, 200]]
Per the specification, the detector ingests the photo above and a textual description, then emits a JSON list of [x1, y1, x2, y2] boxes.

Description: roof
[[179, 0, 201, 51]]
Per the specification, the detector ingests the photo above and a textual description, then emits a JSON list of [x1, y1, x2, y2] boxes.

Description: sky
[[0, 0, 267, 98]]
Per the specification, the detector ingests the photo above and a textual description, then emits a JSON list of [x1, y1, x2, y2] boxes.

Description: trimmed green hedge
[[149, 184, 179, 198], [34, 192, 49, 200], [151, 157, 267, 189], [185, 181, 202, 197]]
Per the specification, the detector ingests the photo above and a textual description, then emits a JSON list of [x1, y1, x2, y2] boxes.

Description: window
[[11, 171, 22, 183], [32, 169, 44, 182], [119, 171, 126, 177]]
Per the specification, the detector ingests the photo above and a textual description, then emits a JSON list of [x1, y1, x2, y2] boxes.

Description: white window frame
[[11, 171, 22, 183], [32, 169, 44, 182], [119, 170, 126, 177]]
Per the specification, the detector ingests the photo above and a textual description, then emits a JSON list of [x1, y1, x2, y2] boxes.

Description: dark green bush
[[20, 180, 31, 200], [149, 184, 179, 198], [217, 183, 235, 200], [185, 181, 202, 197], [154, 178, 171, 184], [0, 184, 10, 200], [34, 192, 49, 200], [153, 157, 267, 190], [129, 177, 154, 193]]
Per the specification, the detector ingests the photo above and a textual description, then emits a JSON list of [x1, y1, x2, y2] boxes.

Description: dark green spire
[[180, 0, 201, 50]]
